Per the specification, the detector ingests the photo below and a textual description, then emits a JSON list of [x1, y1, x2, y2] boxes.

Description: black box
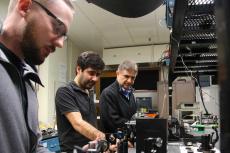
[[136, 118, 168, 153]]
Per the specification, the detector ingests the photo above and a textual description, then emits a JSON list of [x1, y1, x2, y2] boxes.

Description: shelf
[[170, 0, 217, 79]]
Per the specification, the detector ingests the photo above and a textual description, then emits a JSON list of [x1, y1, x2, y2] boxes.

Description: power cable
[[180, 55, 210, 115]]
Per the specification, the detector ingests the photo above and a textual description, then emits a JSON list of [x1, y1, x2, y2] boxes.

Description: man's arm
[[65, 111, 105, 140]]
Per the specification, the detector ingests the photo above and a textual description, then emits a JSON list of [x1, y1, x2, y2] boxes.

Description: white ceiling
[[69, 0, 170, 52], [0, 0, 170, 52]]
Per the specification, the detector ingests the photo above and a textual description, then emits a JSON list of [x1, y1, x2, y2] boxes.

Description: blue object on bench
[[40, 135, 60, 152]]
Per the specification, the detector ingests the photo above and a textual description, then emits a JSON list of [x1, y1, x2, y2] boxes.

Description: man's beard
[[21, 21, 43, 65], [83, 80, 95, 90], [79, 76, 95, 90]]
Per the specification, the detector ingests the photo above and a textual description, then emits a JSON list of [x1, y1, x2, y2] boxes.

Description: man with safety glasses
[[0, 0, 74, 152]]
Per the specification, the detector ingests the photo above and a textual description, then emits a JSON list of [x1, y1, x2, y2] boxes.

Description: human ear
[[76, 66, 82, 74], [116, 70, 119, 75], [18, 0, 32, 13]]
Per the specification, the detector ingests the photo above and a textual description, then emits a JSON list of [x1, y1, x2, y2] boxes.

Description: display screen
[[136, 97, 153, 112]]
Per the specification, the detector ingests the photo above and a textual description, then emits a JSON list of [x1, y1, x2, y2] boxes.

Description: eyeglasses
[[32, 0, 67, 40]]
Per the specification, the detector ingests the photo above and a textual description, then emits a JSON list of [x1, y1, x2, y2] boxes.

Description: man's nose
[[53, 37, 65, 48], [92, 75, 99, 82], [127, 77, 133, 83]]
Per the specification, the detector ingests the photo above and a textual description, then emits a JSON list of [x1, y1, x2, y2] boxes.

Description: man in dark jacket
[[0, 0, 74, 152], [99, 60, 138, 134]]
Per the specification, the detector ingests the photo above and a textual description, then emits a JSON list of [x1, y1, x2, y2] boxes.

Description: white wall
[[103, 44, 168, 65], [196, 85, 219, 116], [37, 59, 49, 124], [0, 0, 8, 23], [37, 39, 81, 125]]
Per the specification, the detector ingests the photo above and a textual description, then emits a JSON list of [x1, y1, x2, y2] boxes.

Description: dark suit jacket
[[99, 80, 137, 133]]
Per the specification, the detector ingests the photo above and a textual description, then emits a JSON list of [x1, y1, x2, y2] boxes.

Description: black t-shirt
[[55, 81, 97, 152]]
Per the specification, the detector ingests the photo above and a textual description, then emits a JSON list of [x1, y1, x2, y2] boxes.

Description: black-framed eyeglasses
[[32, 0, 67, 40]]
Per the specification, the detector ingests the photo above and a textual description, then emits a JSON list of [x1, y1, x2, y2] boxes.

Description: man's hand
[[128, 141, 134, 148], [103, 144, 117, 153], [109, 144, 117, 152], [82, 140, 98, 152], [95, 131, 106, 141]]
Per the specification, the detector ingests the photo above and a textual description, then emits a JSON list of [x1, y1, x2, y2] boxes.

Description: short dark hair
[[76, 51, 105, 71]]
